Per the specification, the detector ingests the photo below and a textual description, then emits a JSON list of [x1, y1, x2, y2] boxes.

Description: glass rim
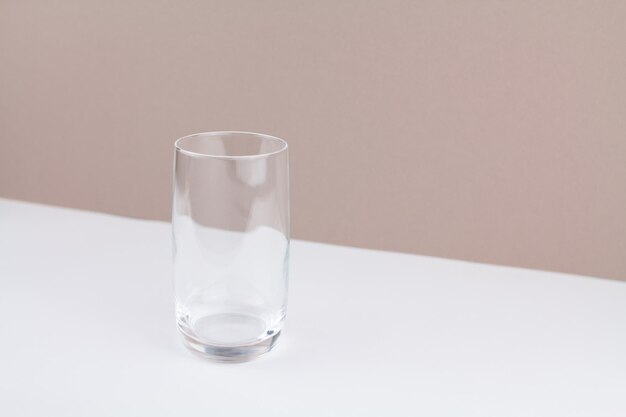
[[175, 131, 288, 160]]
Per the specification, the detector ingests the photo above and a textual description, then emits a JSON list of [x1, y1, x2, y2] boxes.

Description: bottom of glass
[[177, 313, 281, 363]]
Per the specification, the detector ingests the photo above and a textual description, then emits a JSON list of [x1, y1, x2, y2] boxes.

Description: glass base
[[177, 313, 281, 363]]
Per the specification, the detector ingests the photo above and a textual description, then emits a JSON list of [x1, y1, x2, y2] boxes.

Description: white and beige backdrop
[[1, 1, 625, 280]]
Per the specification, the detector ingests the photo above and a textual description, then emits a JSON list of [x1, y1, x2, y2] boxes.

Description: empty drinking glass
[[172, 131, 289, 362]]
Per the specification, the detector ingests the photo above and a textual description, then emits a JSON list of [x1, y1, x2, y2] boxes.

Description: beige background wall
[[1, 1, 625, 280]]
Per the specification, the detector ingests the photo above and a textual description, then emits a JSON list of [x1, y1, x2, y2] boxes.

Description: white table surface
[[1, 198, 625, 416]]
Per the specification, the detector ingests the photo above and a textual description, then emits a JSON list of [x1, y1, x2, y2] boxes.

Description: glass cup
[[172, 131, 289, 362]]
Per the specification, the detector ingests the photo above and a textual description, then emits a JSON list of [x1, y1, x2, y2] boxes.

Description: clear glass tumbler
[[172, 131, 289, 362]]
